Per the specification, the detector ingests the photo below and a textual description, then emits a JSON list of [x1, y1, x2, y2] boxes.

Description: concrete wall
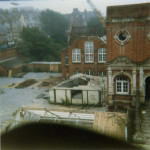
[[49, 86, 101, 106], [27, 63, 61, 73]]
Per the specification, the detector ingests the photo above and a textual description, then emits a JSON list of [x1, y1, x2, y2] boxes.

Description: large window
[[85, 41, 94, 62], [116, 77, 129, 94], [72, 49, 81, 62], [98, 48, 106, 62]]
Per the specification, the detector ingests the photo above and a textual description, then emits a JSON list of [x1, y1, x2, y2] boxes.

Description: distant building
[[65, 8, 95, 27], [0, 48, 24, 77]]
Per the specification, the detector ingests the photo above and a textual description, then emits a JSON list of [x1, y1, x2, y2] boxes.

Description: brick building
[[106, 3, 150, 109], [61, 26, 107, 78], [61, 3, 150, 109], [0, 48, 24, 77]]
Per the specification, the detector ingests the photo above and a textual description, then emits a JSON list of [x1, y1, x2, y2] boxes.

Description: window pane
[[123, 82, 128, 92], [85, 42, 94, 62], [117, 82, 121, 92], [98, 48, 106, 62], [65, 55, 68, 65], [103, 54, 106, 61], [72, 49, 81, 62]]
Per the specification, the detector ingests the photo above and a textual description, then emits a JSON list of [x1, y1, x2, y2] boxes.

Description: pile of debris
[[38, 77, 63, 88], [15, 79, 38, 88], [70, 73, 107, 87]]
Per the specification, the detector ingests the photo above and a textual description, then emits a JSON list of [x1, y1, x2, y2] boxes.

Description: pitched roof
[[0, 57, 24, 69], [68, 26, 105, 45]]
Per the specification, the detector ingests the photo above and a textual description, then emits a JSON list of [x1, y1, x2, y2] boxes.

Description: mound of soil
[[15, 79, 38, 88], [38, 77, 63, 87]]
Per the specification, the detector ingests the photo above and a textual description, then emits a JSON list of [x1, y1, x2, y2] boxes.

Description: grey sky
[[0, 0, 149, 15]]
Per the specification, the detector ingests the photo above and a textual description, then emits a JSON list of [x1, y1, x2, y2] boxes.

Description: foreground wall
[[49, 86, 101, 106], [93, 112, 128, 140]]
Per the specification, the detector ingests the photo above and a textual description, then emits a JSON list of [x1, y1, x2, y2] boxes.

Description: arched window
[[116, 77, 129, 94], [72, 49, 81, 62], [98, 48, 106, 62], [85, 41, 94, 62]]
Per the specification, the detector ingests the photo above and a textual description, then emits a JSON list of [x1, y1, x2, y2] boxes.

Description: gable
[[106, 57, 136, 67]]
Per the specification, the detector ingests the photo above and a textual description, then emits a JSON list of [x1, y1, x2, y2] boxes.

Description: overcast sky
[[0, 0, 149, 15]]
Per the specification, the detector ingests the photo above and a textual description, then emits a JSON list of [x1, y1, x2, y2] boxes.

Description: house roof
[[0, 57, 24, 69], [29, 62, 61, 65], [68, 26, 106, 45]]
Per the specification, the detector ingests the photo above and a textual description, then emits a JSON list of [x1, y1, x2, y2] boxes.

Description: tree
[[17, 27, 62, 61], [87, 17, 106, 35], [40, 9, 69, 45]]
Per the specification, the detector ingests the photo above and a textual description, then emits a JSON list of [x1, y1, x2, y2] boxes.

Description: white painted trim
[[112, 72, 132, 82], [144, 73, 150, 81]]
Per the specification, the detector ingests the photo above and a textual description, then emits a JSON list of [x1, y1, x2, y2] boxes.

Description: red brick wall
[[107, 3, 150, 19], [0, 48, 18, 61], [61, 36, 106, 78], [113, 95, 132, 101], [106, 3, 150, 63], [61, 50, 69, 78]]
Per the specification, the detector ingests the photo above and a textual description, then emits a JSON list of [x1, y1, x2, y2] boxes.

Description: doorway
[[145, 77, 150, 101]]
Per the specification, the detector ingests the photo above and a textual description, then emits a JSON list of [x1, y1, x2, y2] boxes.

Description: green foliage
[[40, 9, 69, 45], [61, 98, 70, 106], [17, 27, 62, 61], [87, 17, 106, 35]]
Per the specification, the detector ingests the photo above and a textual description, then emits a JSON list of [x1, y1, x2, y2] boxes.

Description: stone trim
[[114, 30, 131, 45]]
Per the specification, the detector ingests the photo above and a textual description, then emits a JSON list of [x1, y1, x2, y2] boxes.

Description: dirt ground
[[5, 76, 64, 89]]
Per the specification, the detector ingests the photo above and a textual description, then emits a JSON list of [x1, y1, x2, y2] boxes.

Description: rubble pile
[[15, 79, 38, 88], [38, 77, 63, 88], [70, 73, 106, 86]]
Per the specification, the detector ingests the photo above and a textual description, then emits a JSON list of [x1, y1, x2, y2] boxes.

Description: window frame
[[98, 48, 106, 63], [73, 70, 81, 75], [85, 69, 94, 75], [72, 48, 81, 63], [116, 77, 129, 94], [98, 71, 107, 76], [65, 55, 69, 66], [85, 41, 94, 63]]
